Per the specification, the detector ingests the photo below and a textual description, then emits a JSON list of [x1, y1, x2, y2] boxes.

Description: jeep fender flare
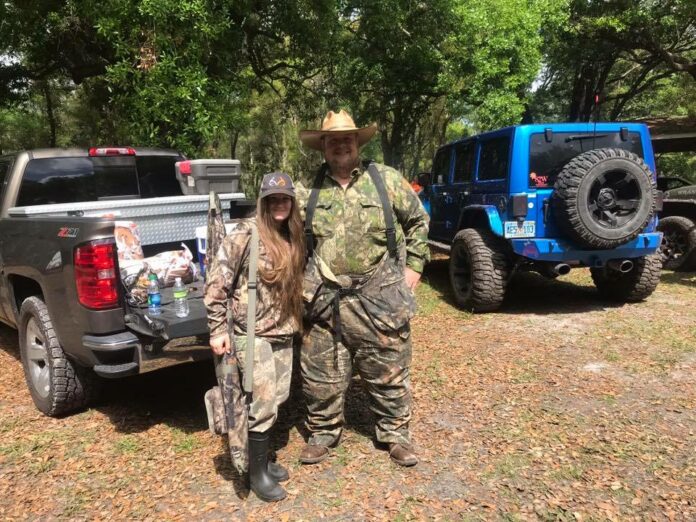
[[457, 205, 504, 237]]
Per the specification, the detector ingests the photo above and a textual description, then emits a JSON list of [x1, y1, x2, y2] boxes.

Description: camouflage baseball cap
[[259, 172, 295, 199]]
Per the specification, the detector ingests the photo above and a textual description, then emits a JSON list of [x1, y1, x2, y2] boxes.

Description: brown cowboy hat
[[299, 110, 377, 151]]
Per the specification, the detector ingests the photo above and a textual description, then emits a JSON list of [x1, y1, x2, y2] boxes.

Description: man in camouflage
[[297, 110, 430, 466]]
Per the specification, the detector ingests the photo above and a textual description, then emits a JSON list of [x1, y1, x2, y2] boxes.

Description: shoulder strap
[[243, 221, 260, 394], [366, 162, 398, 259], [304, 163, 328, 259]]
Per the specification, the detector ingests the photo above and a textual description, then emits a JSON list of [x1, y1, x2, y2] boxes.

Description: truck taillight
[[177, 160, 192, 175], [74, 241, 119, 310], [88, 147, 136, 156]]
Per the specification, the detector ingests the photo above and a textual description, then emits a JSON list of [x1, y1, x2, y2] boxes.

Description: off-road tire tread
[[657, 216, 696, 271], [590, 254, 662, 302], [552, 148, 656, 249], [19, 296, 99, 416], [450, 228, 509, 312]]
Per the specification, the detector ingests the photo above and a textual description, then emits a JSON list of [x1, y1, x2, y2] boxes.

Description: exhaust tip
[[607, 259, 634, 273], [553, 263, 571, 276]]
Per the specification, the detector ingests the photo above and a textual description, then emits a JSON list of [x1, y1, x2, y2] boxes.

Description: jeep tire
[[552, 148, 656, 249], [18, 296, 100, 416], [449, 228, 509, 312], [590, 254, 661, 302], [657, 216, 696, 271]]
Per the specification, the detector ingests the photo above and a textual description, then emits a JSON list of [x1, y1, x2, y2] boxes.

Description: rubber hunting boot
[[248, 431, 287, 502]]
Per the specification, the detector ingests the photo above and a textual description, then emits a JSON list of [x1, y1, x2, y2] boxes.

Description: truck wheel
[[449, 228, 509, 312], [657, 216, 696, 271], [552, 148, 656, 249], [18, 296, 100, 416], [590, 254, 661, 302]]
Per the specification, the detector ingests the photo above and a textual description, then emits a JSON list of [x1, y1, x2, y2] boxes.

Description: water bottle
[[173, 277, 189, 318], [147, 273, 162, 316]]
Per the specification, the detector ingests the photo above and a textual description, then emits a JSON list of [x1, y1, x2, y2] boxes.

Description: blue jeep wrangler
[[418, 123, 663, 312]]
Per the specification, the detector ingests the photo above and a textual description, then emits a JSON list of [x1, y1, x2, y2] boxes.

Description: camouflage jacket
[[204, 218, 298, 342], [297, 161, 430, 276]]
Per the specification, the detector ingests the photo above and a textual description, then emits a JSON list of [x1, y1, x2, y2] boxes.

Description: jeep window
[[432, 148, 451, 184], [529, 131, 643, 188], [478, 137, 510, 181], [16, 155, 183, 206], [453, 141, 475, 183]]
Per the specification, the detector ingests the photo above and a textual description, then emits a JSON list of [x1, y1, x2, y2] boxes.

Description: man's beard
[[328, 154, 359, 173]]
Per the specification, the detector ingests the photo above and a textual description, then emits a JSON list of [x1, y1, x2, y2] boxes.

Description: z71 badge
[[57, 227, 79, 238]]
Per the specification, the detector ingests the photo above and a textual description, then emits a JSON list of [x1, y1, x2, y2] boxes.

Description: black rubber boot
[[248, 431, 287, 502], [268, 461, 290, 482]]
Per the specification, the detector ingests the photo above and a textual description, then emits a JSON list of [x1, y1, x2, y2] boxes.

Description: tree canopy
[[1, 0, 694, 184]]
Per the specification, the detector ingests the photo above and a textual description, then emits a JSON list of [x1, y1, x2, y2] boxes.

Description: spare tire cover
[[551, 148, 656, 249]]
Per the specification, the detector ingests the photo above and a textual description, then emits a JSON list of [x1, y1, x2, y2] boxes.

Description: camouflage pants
[[301, 294, 413, 447], [233, 335, 293, 433]]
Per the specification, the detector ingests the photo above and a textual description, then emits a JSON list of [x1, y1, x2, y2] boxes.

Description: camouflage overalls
[[297, 161, 430, 447], [204, 218, 298, 433]]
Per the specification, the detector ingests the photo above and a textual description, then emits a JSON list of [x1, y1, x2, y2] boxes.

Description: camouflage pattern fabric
[[296, 161, 430, 277], [204, 218, 298, 341], [204, 192, 250, 474], [301, 292, 413, 447], [233, 335, 293, 433], [217, 347, 249, 474], [298, 161, 426, 447], [206, 192, 227, 271]]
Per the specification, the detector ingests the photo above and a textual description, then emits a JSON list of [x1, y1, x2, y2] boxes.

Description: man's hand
[[210, 334, 230, 355], [404, 267, 421, 291]]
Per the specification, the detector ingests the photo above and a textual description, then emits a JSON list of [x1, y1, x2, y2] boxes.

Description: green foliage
[[0, 0, 693, 183]]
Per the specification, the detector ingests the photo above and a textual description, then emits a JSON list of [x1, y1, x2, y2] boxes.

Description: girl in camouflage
[[204, 172, 304, 502]]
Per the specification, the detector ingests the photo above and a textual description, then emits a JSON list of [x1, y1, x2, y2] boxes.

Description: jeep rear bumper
[[510, 232, 663, 266]]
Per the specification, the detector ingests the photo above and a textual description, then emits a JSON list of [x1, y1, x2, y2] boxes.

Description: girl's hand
[[210, 334, 230, 355]]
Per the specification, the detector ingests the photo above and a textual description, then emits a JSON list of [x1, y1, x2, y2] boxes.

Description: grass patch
[[510, 362, 539, 384], [415, 280, 443, 315], [59, 488, 88, 518], [486, 453, 532, 480], [333, 445, 349, 466], [115, 435, 140, 454], [170, 428, 200, 454], [548, 463, 585, 481]]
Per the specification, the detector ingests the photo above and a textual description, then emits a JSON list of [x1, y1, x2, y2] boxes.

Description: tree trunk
[[568, 60, 615, 122], [42, 81, 57, 147], [230, 130, 239, 158]]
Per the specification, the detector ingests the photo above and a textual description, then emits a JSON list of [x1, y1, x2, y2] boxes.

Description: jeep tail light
[[74, 240, 119, 309], [89, 147, 136, 156]]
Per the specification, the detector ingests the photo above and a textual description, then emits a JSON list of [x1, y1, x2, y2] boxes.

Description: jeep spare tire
[[552, 148, 656, 249]]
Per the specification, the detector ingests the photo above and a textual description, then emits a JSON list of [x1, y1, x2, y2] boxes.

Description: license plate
[[504, 220, 536, 238]]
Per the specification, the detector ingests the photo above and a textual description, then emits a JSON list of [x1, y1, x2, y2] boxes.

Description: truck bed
[[8, 193, 246, 245]]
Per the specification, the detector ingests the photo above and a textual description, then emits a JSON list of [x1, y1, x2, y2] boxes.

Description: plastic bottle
[[147, 273, 162, 316], [173, 277, 189, 318]]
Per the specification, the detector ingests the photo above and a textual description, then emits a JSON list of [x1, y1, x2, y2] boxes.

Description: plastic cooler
[[195, 224, 238, 278], [176, 159, 241, 196]]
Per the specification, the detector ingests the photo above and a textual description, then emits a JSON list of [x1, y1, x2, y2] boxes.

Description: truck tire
[[657, 216, 696, 271], [449, 228, 509, 312], [552, 148, 656, 249], [590, 254, 661, 302], [18, 296, 100, 416]]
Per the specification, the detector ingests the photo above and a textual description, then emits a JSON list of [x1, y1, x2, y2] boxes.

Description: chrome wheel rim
[[25, 318, 50, 399]]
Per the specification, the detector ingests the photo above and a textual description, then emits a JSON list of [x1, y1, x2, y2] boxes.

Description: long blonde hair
[[256, 196, 305, 326]]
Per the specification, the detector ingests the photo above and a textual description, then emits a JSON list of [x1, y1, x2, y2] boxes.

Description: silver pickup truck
[[0, 147, 249, 416]]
